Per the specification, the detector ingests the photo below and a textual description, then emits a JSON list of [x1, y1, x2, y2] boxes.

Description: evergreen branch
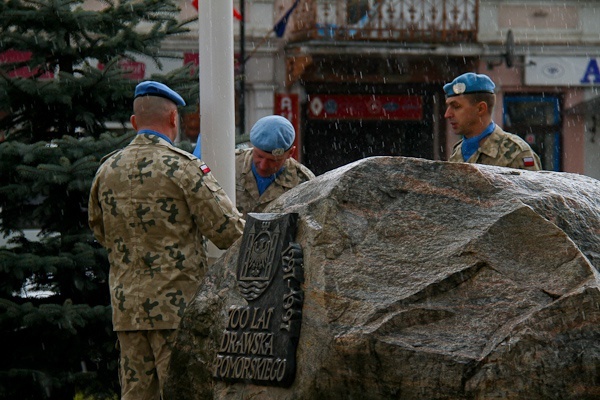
[[0, 0, 193, 396]]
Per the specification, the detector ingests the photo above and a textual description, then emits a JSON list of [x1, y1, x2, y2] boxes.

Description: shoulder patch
[[200, 164, 211, 174], [523, 156, 535, 167]]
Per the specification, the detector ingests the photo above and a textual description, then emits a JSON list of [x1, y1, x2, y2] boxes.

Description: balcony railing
[[286, 0, 478, 44]]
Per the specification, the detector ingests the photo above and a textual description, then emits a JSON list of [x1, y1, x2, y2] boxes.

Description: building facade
[[229, 0, 599, 179], [273, 0, 600, 178], [82, 0, 600, 179]]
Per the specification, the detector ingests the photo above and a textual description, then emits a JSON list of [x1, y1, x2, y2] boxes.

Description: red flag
[[191, 0, 242, 20], [233, 8, 243, 21]]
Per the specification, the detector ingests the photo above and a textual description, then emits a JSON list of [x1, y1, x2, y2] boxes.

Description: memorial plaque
[[213, 213, 304, 387]]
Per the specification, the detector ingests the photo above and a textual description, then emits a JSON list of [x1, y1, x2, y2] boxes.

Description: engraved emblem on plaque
[[213, 213, 304, 387], [238, 221, 280, 301]]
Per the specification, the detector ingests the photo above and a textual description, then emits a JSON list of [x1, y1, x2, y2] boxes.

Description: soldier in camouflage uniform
[[233, 115, 315, 218], [444, 72, 541, 171], [88, 81, 244, 400]]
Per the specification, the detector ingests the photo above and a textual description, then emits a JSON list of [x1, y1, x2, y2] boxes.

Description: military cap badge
[[453, 82, 466, 95]]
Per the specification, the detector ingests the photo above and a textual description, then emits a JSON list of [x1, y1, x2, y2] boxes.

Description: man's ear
[[477, 101, 488, 115], [170, 110, 178, 127], [287, 145, 297, 159], [130, 115, 137, 130]]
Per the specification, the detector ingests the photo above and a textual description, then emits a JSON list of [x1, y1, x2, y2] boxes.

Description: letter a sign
[[580, 59, 600, 84], [274, 93, 299, 160]]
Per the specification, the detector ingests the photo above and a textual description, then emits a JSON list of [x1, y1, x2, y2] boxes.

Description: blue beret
[[134, 81, 186, 106], [249, 116, 295, 156], [443, 73, 495, 97]]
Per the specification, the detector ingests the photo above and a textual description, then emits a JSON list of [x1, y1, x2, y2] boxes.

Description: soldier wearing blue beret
[[89, 80, 244, 400], [134, 80, 186, 106], [444, 72, 541, 170], [235, 115, 315, 217]]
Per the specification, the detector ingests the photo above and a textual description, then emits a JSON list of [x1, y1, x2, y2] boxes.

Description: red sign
[[308, 94, 423, 120], [184, 52, 199, 67], [118, 60, 145, 80], [0, 49, 54, 79], [184, 52, 242, 75], [97, 59, 145, 80], [274, 93, 299, 159], [183, 52, 199, 76]]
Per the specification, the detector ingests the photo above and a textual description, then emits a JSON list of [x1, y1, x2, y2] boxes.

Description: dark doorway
[[303, 119, 432, 175], [302, 93, 435, 175]]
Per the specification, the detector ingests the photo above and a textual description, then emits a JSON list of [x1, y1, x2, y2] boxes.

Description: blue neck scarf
[[137, 129, 173, 145], [251, 163, 284, 196], [461, 122, 495, 161]]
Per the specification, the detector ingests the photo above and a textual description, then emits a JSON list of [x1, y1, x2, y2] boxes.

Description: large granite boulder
[[165, 156, 600, 399]]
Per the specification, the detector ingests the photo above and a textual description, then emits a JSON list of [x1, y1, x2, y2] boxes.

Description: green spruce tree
[[0, 0, 197, 398]]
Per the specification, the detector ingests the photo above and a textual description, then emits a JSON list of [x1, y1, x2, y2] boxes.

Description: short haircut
[[468, 92, 496, 113], [133, 96, 176, 126]]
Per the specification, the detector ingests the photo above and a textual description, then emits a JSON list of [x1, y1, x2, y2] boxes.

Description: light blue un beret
[[443, 73, 495, 97], [250, 115, 295, 156], [134, 81, 186, 106]]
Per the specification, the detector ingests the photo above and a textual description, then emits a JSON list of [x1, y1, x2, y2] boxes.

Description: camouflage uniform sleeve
[[500, 130, 542, 171], [182, 162, 245, 250], [88, 172, 106, 246], [506, 150, 542, 171], [88, 148, 124, 246], [297, 163, 316, 181]]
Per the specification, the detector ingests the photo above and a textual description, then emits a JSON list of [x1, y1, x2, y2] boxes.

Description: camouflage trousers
[[116, 329, 177, 400]]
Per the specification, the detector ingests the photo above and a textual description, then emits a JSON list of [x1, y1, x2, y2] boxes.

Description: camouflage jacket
[[235, 148, 315, 218], [449, 125, 542, 171], [89, 133, 244, 331]]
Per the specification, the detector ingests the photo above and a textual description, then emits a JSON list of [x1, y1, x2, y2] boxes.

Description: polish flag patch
[[200, 164, 211, 174], [523, 157, 535, 167]]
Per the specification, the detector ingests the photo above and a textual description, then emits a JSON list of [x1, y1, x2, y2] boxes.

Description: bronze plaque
[[213, 213, 304, 387]]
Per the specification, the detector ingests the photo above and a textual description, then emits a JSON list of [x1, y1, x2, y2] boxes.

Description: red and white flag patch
[[523, 157, 535, 167], [200, 164, 211, 174]]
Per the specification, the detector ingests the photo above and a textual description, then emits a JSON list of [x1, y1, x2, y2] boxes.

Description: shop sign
[[308, 94, 422, 120], [0, 49, 54, 79], [525, 56, 600, 86], [97, 59, 146, 80], [274, 93, 299, 159], [184, 52, 242, 74]]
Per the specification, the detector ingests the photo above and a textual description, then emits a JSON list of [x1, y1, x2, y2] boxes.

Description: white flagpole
[[198, 0, 235, 199], [199, 0, 236, 260]]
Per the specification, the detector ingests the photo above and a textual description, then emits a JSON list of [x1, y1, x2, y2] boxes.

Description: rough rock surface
[[165, 156, 600, 400]]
